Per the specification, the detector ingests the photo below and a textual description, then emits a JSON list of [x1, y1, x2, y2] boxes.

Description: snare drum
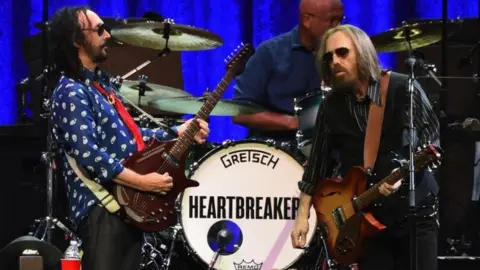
[[294, 87, 331, 157], [180, 140, 317, 270]]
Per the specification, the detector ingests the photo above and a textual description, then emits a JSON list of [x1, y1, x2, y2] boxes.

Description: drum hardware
[[141, 233, 169, 270], [370, 19, 462, 53], [106, 20, 180, 138], [207, 229, 235, 270], [148, 96, 265, 116]]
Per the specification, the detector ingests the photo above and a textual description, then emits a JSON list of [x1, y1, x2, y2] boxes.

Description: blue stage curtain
[[0, 0, 478, 143]]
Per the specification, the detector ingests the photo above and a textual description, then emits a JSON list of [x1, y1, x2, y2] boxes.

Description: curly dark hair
[[50, 6, 91, 81]]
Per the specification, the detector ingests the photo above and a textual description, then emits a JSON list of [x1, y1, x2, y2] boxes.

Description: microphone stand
[[30, 0, 73, 244], [403, 27, 418, 270]]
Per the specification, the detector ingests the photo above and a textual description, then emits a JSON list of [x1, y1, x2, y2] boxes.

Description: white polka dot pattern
[[50, 69, 178, 228]]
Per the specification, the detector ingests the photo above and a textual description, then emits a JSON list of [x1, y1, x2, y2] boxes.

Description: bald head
[[299, 0, 343, 16], [298, 0, 344, 48]]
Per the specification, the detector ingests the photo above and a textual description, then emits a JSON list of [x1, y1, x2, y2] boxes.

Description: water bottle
[[61, 239, 81, 270], [64, 240, 81, 259]]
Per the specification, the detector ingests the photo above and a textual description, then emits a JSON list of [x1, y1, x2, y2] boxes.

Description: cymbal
[[371, 19, 462, 52], [148, 97, 265, 116], [119, 80, 191, 105], [110, 20, 224, 51]]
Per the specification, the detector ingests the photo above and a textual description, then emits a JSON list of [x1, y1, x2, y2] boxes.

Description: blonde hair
[[316, 24, 382, 86]]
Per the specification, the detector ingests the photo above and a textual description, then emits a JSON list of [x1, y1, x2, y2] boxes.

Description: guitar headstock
[[414, 144, 442, 172], [224, 43, 254, 76]]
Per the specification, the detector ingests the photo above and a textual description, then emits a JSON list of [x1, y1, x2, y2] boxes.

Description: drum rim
[[187, 138, 303, 177], [178, 138, 317, 269], [293, 87, 331, 104]]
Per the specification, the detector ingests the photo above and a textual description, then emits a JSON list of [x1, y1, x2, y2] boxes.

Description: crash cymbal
[[110, 20, 223, 51], [148, 97, 265, 116], [371, 19, 462, 52]]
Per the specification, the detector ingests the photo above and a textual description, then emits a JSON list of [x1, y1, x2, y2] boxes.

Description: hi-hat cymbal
[[119, 80, 191, 105], [119, 80, 191, 117], [371, 19, 462, 52], [148, 97, 264, 116], [110, 20, 223, 51]]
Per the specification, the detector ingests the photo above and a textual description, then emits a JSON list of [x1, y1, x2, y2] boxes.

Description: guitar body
[[312, 166, 386, 265], [112, 139, 199, 232]]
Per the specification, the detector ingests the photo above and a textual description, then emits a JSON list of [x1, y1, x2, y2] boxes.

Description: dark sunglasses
[[323, 47, 350, 64], [82, 24, 106, 36]]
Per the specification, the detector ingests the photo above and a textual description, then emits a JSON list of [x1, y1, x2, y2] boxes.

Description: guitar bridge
[[332, 206, 347, 228]]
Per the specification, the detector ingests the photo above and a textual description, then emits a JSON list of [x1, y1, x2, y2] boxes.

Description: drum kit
[[15, 10, 480, 270]]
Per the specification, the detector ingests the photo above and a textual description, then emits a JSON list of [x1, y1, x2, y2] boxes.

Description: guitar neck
[[168, 71, 235, 160], [355, 165, 407, 210]]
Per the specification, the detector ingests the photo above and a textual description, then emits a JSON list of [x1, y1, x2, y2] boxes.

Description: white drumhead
[[180, 141, 317, 270]]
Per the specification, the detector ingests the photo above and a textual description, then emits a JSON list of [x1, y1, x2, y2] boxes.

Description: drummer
[[232, 0, 344, 142]]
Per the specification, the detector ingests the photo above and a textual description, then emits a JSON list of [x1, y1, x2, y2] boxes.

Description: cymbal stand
[[403, 26, 418, 270], [111, 20, 178, 138], [161, 198, 184, 270]]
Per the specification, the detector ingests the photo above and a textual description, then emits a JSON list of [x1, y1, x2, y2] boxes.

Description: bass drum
[[180, 139, 317, 270], [294, 87, 331, 157]]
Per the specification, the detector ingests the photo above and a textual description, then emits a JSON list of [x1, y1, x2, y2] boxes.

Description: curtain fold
[[0, 0, 477, 143]]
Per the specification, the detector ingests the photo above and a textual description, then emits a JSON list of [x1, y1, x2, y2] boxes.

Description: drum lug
[[265, 139, 276, 147], [221, 139, 234, 147], [296, 131, 304, 140], [294, 104, 302, 113]]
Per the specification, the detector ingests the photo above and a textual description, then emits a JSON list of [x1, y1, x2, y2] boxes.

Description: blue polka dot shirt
[[50, 67, 178, 229]]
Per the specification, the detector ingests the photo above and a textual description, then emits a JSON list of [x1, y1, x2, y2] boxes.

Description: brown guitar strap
[[363, 71, 390, 174]]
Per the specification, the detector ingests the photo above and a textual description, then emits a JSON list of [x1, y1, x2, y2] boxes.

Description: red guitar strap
[[92, 81, 145, 152], [363, 71, 390, 174]]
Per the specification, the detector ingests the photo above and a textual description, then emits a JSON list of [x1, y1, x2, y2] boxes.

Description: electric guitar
[[312, 144, 442, 265], [112, 43, 254, 231]]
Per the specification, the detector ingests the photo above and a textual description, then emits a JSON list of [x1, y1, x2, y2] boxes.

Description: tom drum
[[294, 87, 331, 157]]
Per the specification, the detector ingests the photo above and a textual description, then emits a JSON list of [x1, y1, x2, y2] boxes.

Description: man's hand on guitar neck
[[378, 181, 400, 196]]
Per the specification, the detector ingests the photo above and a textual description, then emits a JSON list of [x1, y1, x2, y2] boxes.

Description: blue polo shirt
[[233, 25, 321, 141]]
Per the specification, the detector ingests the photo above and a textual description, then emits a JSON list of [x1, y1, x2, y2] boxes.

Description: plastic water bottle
[[64, 240, 81, 259], [61, 240, 81, 270]]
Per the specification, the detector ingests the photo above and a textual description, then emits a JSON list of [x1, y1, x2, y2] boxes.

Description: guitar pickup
[[332, 206, 347, 228]]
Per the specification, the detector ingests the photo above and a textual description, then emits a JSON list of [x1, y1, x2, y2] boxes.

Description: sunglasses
[[323, 47, 350, 64], [81, 24, 106, 36]]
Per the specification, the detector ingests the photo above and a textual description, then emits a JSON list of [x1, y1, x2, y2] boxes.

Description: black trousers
[[78, 206, 143, 270], [357, 195, 438, 270]]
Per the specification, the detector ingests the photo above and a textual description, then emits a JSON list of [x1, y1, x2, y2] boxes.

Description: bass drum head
[[180, 140, 317, 270]]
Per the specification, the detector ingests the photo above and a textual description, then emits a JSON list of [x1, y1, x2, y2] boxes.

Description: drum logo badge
[[233, 259, 263, 270]]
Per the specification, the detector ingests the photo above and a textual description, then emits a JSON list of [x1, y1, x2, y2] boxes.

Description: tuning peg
[[427, 167, 433, 172], [422, 144, 427, 148], [431, 163, 437, 169], [417, 146, 422, 151]]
